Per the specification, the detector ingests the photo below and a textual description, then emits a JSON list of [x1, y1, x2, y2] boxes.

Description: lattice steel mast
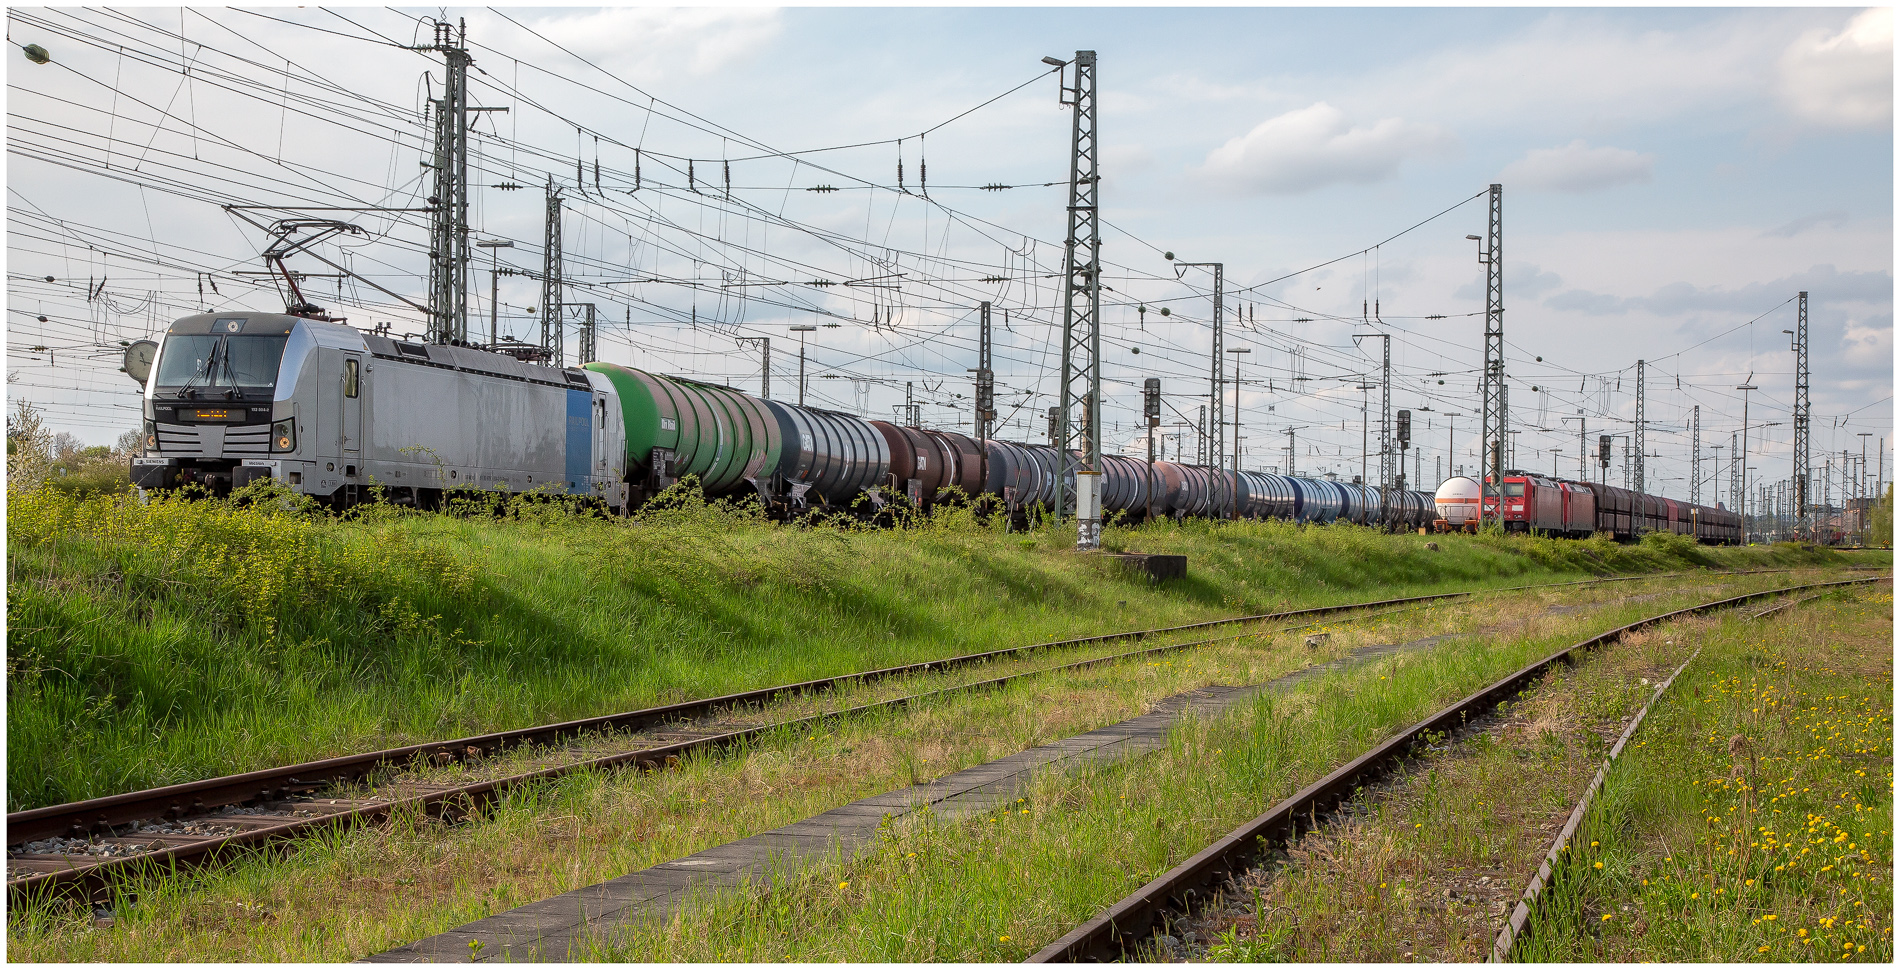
[[1479, 183, 1505, 525], [540, 177, 563, 364], [1379, 335, 1392, 520], [422, 20, 471, 344], [1053, 50, 1103, 549], [1793, 290, 1810, 538], [974, 301, 995, 444], [1690, 404, 1701, 505], [1634, 358, 1646, 501]]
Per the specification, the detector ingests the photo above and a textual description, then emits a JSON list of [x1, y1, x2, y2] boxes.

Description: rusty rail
[[8, 576, 1627, 904], [1027, 576, 1882, 963], [1488, 647, 1702, 962], [4, 567, 1828, 905], [1491, 574, 1885, 962]]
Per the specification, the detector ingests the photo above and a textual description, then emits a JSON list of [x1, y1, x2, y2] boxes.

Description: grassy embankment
[[4, 571, 1821, 960], [1512, 588, 1892, 961], [6, 481, 1872, 812]]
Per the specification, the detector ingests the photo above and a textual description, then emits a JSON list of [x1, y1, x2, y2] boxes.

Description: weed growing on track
[[3, 576, 1787, 962], [567, 580, 1815, 962], [1512, 589, 1893, 962], [1192, 619, 1710, 962], [11, 480, 1863, 811]]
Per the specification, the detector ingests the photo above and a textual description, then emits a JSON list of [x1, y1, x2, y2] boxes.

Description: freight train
[[123, 311, 1731, 541], [1431, 473, 1741, 543]]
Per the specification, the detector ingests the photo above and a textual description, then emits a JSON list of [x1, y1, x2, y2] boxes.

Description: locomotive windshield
[[1503, 482, 1525, 496], [155, 334, 289, 396]]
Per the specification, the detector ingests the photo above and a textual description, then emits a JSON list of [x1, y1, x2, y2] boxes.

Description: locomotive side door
[[593, 393, 609, 481], [341, 352, 363, 456]]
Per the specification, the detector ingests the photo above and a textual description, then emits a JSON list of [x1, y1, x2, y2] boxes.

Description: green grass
[[1510, 589, 1893, 962], [2, 580, 1632, 960], [0, 573, 1857, 961], [6, 480, 1873, 811], [570, 576, 1833, 961], [1197, 599, 1714, 960]]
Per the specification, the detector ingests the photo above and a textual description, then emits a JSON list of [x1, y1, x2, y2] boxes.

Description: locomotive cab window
[[1503, 482, 1525, 497], [344, 359, 359, 398], [153, 334, 289, 394]]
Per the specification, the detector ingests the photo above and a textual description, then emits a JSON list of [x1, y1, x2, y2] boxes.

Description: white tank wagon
[[127, 312, 626, 509], [1433, 476, 1484, 531]]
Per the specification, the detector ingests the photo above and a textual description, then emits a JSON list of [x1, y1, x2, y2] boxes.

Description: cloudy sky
[[6, 6, 1891, 509]]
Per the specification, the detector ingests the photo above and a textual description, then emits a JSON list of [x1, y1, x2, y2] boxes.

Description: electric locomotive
[[126, 312, 627, 509]]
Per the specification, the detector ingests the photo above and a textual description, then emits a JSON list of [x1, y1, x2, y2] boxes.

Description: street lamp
[[1227, 346, 1250, 520], [790, 325, 818, 406], [1737, 377, 1758, 532], [1858, 432, 1874, 541], [1173, 258, 1225, 469], [1443, 412, 1462, 484], [475, 238, 513, 346]]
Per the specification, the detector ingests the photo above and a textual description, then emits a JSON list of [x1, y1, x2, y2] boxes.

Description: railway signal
[[971, 301, 996, 443], [1144, 378, 1161, 522], [1396, 409, 1411, 493]]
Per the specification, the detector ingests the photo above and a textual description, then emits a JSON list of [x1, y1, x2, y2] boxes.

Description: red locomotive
[[1478, 471, 1740, 543]]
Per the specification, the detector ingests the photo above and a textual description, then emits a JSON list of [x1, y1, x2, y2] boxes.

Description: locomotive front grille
[[155, 422, 272, 458], [155, 422, 204, 456], [222, 425, 271, 456]]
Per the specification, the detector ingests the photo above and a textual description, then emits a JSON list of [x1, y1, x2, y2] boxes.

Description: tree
[[1870, 483, 1894, 549], [51, 431, 82, 465], [6, 399, 53, 489]]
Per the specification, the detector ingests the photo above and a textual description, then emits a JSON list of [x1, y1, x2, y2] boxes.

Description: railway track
[[0, 567, 1845, 906], [1027, 575, 1886, 963], [1487, 579, 1881, 962]]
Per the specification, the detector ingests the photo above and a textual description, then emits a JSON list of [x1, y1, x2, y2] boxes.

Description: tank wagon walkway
[[364, 633, 1459, 963]]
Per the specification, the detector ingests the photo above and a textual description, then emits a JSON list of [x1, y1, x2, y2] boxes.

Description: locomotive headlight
[[271, 419, 296, 453], [142, 419, 157, 454]]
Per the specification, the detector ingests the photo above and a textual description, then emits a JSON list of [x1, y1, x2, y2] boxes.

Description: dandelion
[[999, 936, 1010, 943], [1594, 862, 1604, 869], [838, 881, 849, 890], [1602, 914, 1614, 921]]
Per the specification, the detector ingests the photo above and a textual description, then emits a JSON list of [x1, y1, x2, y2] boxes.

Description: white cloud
[[1499, 140, 1654, 193], [1778, 8, 1893, 128], [1362, 13, 1783, 126], [1196, 102, 1454, 196]]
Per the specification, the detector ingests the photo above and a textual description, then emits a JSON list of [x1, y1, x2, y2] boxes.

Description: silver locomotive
[[127, 312, 626, 509]]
